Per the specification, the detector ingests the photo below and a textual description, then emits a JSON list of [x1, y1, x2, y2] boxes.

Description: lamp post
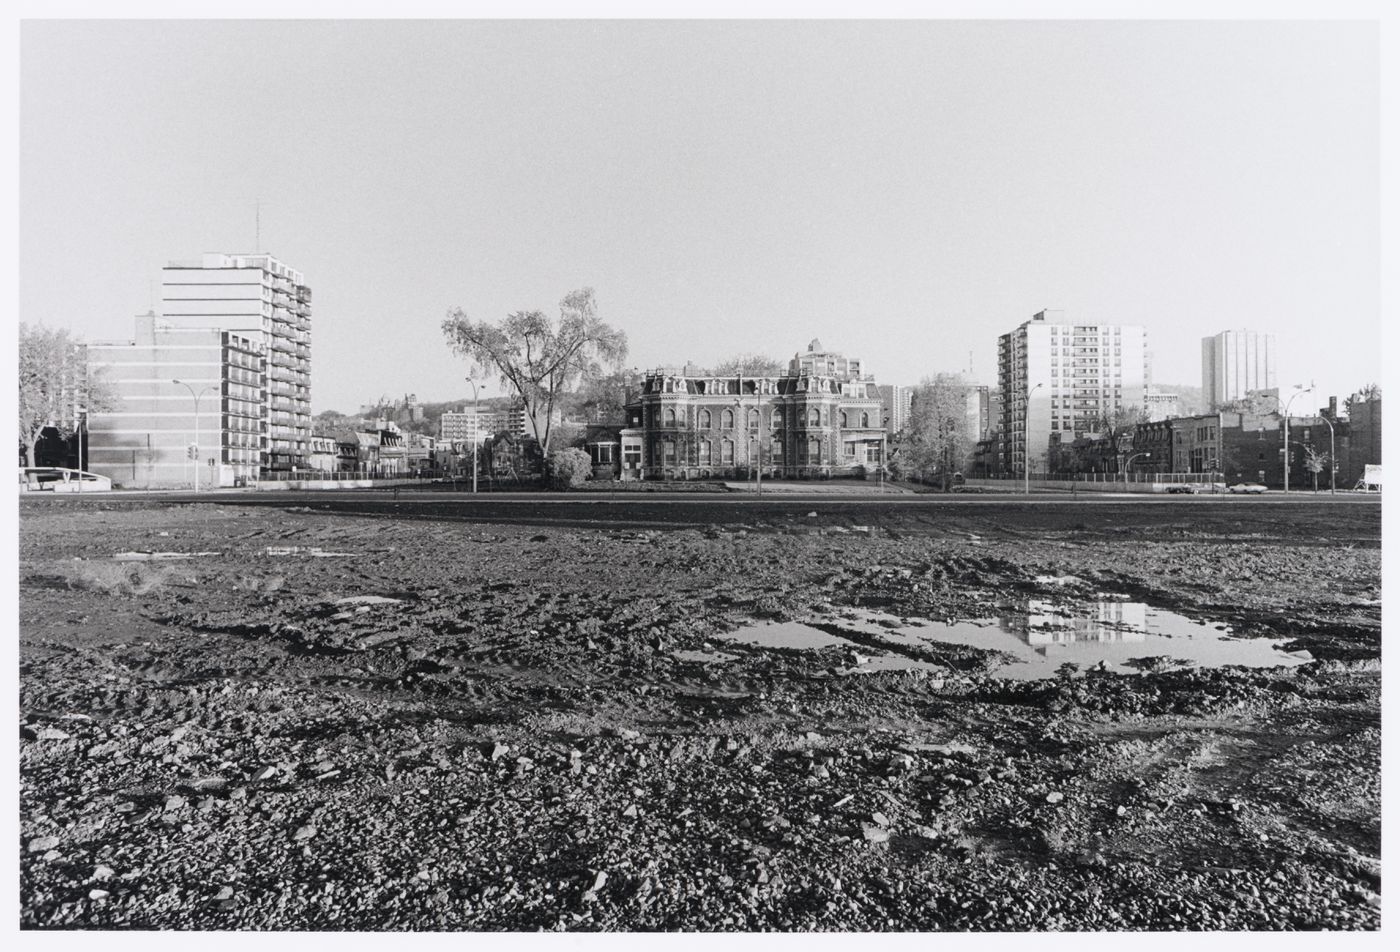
[[172, 379, 216, 492], [732, 397, 762, 494], [75, 404, 86, 493], [1023, 382, 1044, 496], [1123, 451, 1150, 490], [464, 378, 487, 494], [1318, 413, 1336, 495], [1282, 386, 1314, 493]]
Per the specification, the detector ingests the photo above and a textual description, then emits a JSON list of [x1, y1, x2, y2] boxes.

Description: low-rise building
[[626, 339, 886, 481]]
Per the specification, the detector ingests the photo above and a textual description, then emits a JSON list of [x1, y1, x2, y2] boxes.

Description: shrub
[[547, 447, 594, 490]]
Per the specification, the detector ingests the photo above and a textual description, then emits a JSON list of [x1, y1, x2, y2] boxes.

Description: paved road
[[22, 487, 1380, 540]]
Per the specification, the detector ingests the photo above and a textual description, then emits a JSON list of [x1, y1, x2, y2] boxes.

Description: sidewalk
[[722, 480, 913, 495]]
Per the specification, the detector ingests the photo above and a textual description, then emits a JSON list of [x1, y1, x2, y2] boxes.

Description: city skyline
[[20, 19, 1380, 415]]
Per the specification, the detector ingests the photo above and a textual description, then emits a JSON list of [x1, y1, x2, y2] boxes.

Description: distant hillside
[[1151, 384, 1204, 416]]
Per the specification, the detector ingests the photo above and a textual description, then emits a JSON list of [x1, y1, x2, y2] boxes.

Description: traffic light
[[187, 443, 199, 460]]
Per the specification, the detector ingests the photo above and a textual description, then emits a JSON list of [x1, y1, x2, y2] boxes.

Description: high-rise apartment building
[[161, 253, 313, 473], [85, 252, 311, 487], [86, 314, 266, 488], [440, 407, 492, 445], [876, 384, 914, 435], [997, 310, 1148, 475], [1201, 329, 1276, 410]]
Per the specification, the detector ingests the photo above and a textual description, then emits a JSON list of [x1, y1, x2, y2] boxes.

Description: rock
[[872, 812, 891, 827], [490, 743, 510, 762], [93, 865, 115, 881], [623, 805, 638, 818], [88, 889, 110, 900], [1046, 792, 1064, 804], [215, 886, 235, 901], [293, 823, 317, 841], [252, 765, 278, 782], [164, 795, 187, 812], [27, 836, 59, 853], [37, 727, 71, 741], [861, 824, 891, 843]]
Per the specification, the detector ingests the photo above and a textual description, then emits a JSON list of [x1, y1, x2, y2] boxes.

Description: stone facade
[[626, 341, 886, 481]]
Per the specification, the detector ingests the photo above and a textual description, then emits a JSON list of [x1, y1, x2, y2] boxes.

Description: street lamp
[[464, 378, 485, 494], [1318, 413, 1336, 495], [1023, 382, 1044, 496], [732, 397, 763, 495], [1282, 385, 1314, 493], [172, 379, 217, 492], [1123, 452, 1151, 490], [75, 403, 87, 493]]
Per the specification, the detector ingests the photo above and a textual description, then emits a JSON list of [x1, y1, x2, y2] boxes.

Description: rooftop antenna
[[255, 199, 262, 251]]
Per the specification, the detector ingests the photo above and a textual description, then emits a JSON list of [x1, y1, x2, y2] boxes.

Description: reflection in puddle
[[718, 601, 1306, 680], [672, 648, 739, 664], [713, 622, 850, 650]]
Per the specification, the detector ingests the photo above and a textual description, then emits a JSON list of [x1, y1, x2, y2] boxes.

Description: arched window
[[839, 411, 849, 428], [861, 412, 870, 428], [664, 407, 676, 426], [721, 409, 734, 429], [808, 408, 820, 427], [721, 440, 735, 464], [771, 411, 782, 430], [747, 409, 760, 430], [809, 439, 822, 463], [698, 440, 711, 464], [697, 409, 711, 429]]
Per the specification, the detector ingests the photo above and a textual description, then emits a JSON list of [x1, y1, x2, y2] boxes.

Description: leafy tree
[[313, 410, 355, 436], [547, 447, 594, 489], [18, 324, 115, 468], [904, 374, 976, 489], [1345, 383, 1381, 414], [442, 288, 627, 456], [709, 353, 785, 377], [569, 369, 636, 423]]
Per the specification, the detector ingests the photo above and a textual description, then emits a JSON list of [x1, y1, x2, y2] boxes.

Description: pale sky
[[19, 18, 1380, 415]]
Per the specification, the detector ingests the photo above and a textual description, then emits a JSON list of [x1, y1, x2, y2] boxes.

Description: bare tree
[[709, 353, 785, 377], [1083, 404, 1149, 472], [905, 374, 975, 490], [18, 324, 115, 468], [442, 289, 628, 456], [1303, 445, 1331, 493]]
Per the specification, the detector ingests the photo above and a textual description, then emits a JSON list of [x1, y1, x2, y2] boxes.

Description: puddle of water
[[714, 622, 851, 651], [672, 649, 738, 664], [720, 601, 1308, 680]]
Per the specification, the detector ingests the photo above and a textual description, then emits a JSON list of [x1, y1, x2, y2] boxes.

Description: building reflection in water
[[999, 600, 1149, 648]]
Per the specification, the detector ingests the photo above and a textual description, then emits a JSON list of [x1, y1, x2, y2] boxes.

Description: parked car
[[1227, 482, 1268, 494], [1165, 484, 1198, 494], [18, 467, 113, 493]]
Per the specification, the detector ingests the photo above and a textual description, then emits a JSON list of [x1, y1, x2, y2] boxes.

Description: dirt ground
[[17, 492, 1382, 931]]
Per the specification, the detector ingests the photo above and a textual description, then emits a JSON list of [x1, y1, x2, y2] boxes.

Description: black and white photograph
[[10, 1, 1390, 936]]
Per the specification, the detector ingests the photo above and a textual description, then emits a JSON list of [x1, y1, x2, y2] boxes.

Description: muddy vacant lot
[[18, 493, 1381, 931]]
